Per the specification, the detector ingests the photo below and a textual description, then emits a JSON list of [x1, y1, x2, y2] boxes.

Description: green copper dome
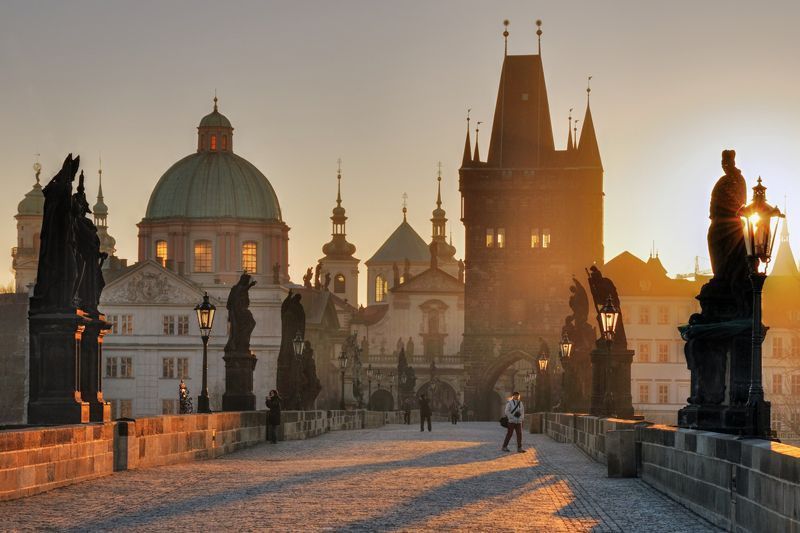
[[199, 109, 232, 129], [145, 152, 282, 221], [18, 182, 44, 216]]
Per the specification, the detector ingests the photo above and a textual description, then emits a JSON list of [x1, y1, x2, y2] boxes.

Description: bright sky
[[1, 1, 798, 302]]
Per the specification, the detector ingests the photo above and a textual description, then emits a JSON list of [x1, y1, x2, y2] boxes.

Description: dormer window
[[210, 135, 217, 151]]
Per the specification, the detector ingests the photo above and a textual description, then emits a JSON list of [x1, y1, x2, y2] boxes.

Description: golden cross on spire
[[437, 161, 443, 181]]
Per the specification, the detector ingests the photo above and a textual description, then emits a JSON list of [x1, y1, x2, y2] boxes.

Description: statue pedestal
[[590, 347, 634, 418], [80, 316, 112, 423], [678, 401, 771, 437], [28, 310, 91, 425], [222, 350, 257, 411]]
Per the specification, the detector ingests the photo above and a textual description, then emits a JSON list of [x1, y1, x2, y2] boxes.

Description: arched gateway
[[468, 349, 541, 420]]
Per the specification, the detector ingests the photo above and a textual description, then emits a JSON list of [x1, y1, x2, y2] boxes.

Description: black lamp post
[[559, 333, 573, 410], [194, 292, 216, 414], [338, 348, 349, 410], [537, 350, 550, 411], [366, 364, 374, 410], [292, 331, 304, 409], [738, 177, 783, 435], [599, 296, 620, 416]]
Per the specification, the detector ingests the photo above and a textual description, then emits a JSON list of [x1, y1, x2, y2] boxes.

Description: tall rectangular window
[[485, 228, 495, 248], [375, 275, 388, 303], [657, 305, 670, 325], [155, 240, 168, 267], [121, 315, 134, 335], [773, 337, 784, 358], [773, 374, 783, 395], [162, 357, 175, 379], [177, 315, 189, 336], [242, 241, 258, 273], [120, 357, 133, 378], [210, 135, 217, 150], [657, 384, 669, 404], [109, 315, 119, 335], [792, 375, 800, 396], [106, 356, 118, 378], [657, 343, 670, 363], [542, 229, 551, 248], [194, 241, 213, 272], [163, 315, 175, 335], [496, 228, 506, 248], [177, 357, 190, 379], [638, 343, 650, 362], [638, 383, 650, 403], [530, 228, 540, 248], [639, 306, 651, 325]]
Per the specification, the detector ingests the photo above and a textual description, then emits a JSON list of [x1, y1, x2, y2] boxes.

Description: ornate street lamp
[[738, 177, 783, 421], [559, 333, 573, 360], [293, 331, 304, 410], [366, 364, 374, 410], [338, 347, 349, 410], [194, 292, 216, 413], [537, 351, 549, 373], [599, 296, 620, 344]]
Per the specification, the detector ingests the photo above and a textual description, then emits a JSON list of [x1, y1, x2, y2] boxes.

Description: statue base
[[222, 350, 257, 411], [81, 316, 112, 423], [589, 347, 635, 419], [28, 310, 91, 425], [678, 400, 771, 438]]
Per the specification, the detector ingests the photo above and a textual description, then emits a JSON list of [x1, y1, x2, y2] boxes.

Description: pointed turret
[[566, 110, 574, 151], [461, 115, 472, 167], [473, 123, 481, 162], [430, 163, 456, 267], [93, 161, 116, 257], [322, 162, 356, 260], [577, 82, 602, 168], [771, 218, 798, 277]]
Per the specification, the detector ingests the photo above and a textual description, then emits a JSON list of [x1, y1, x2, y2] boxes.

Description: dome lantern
[[197, 95, 234, 153]]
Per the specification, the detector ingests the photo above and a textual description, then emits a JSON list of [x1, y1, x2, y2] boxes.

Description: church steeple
[[566, 109, 574, 151], [322, 160, 356, 260], [93, 159, 116, 257], [430, 162, 456, 266], [473, 122, 482, 163], [578, 78, 602, 168], [461, 112, 472, 167]]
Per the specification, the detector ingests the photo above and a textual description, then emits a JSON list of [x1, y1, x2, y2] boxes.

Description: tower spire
[[573, 119, 579, 150], [462, 109, 472, 167], [402, 192, 408, 222], [503, 20, 509, 56], [474, 121, 482, 162], [213, 89, 218, 111], [336, 157, 342, 207], [536, 19, 542, 55], [567, 108, 574, 151], [436, 161, 443, 209], [97, 155, 104, 200]]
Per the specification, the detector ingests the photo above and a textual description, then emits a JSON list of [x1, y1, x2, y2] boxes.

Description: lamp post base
[[197, 394, 211, 414]]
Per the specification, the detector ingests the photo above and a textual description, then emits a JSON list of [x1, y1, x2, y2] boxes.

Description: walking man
[[265, 390, 282, 444], [502, 391, 525, 453], [419, 394, 432, 432]]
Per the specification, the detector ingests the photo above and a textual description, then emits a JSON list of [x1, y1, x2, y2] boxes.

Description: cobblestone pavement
[[3, 423, 721, 532]]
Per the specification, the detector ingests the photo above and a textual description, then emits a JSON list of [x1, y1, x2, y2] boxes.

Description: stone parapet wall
[[0, 423, 114, 501], [1, 409, 393, 502], [544, 412, 800, 532]]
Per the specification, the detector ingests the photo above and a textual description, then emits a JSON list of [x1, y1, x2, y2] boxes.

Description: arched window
[[375, 274, 388, 302], [221, 135, 228, 150], [241, 241, 257, 273], [155, 240, 168, 267], [428, 313, 440, 334], [210, 135, 217, 151], [334, 273, 346, 294], [193, 240, 213, 272]]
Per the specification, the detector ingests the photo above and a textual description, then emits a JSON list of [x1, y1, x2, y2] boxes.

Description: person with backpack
[[501, 391, 525, 452]]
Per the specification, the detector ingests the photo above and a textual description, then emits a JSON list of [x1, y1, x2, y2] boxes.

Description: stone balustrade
[[1, 409, 406, 502], [541, 411, 800, 532]]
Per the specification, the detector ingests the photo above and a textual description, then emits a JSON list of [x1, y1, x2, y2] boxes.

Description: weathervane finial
[[536, 19, 543, 55], [503, 20, 510, 56], [402, 192, 408, 221]]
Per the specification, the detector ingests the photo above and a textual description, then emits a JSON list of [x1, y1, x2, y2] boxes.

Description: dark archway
[[369, 389, 394, 411], [474, 350, 538, 420], [417, 380, 458, 415]]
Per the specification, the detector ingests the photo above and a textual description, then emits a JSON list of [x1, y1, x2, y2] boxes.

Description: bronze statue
[[299, 340, 322, 409], [277, 290, 306, 407], [303, 268, 313, 288], [71, 172, 107, 313], [33, 154, 81, 311], [225, 273, 257, 353], [314, 264, 322, 289], [586, 265, 627, 347]]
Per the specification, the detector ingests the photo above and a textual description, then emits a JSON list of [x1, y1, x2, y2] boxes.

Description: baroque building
[[12, 163, 44, 293], [460, 32, 604, 418]]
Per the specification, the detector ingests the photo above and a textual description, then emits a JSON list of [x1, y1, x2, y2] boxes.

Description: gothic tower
[[459, 25, 604, 418], [318, 162, 359, 305]]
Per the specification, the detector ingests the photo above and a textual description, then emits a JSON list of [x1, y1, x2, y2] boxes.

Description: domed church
[[137, 97, 289, 286], [99, 98, 293, 418]]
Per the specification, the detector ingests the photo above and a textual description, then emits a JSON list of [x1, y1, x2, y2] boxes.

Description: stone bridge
[[1, 411, 797, 531]]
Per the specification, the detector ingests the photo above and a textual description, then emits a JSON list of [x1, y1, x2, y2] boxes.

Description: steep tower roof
[[366, 210, 430, 265], [461, 116, 472, 167], [93, 163, 116, 256], [771, 218, 798, 277], [577, 88, 602, 168], [486, 54, 554, 168]]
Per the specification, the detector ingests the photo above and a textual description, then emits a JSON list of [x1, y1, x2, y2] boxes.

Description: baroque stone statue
[[225, 272, 257, 353], [276, 290, 306, 408], [72, 172, 107, 314], [299, 340, 322, 409], [314, 264, 322, 289], [586, 265, 627, 347], [303, 268, 313, 288]]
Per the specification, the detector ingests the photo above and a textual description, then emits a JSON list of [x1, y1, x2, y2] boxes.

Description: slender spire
[[402, 192, 408, 221], [573, 119, 580, 150], [586, 76, 592, 104], [536, 19, 542, 55], [474, 121, 482, 162], [213, 89, 218, 111], [336, 157, 342, 207], [503, 20, 509, 56], [97, 155, 104, 200], [461, 109, 472, 167], [323, 159, 356, 259], [436, 161, 443, 209], [567, 108, 574, 151], [578, 76, 602, 168]]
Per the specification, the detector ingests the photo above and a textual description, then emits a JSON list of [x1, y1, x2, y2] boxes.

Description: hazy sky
[[1, 1, 799, 301]]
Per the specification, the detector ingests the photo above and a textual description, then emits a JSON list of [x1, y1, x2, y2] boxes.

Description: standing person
[[265, 390, 282, 444], [403, 398, 411, 425], [450, 401, 460, 425], [502, 392, 525, 453], [419, 394, 432, 432]]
